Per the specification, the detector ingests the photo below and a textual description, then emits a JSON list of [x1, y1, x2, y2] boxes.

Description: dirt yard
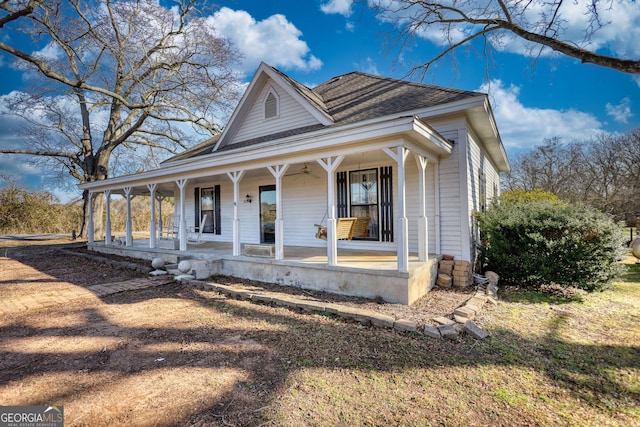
[[2, 237, 637, 426], [0, 237, 479, 426]]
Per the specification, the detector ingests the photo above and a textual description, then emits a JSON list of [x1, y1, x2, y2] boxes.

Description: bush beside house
[[477, 190, 626, 291]]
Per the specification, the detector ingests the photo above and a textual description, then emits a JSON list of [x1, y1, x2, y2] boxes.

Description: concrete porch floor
[[88, 239, 440, 305]]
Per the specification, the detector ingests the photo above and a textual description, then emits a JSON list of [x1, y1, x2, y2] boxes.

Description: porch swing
[[314, 213, 370, 240]]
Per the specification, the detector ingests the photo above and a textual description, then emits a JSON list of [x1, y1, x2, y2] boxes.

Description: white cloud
[[605, 98, 632, 124], [320, 0, 354, 17], [32, 41, 63, 61], [209, 8, 322, 75], [480, 80, 604, 152], [354, 57, 379, 75]]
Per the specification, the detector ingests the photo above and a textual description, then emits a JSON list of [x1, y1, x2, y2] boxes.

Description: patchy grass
[[1, 242, 638, 426]]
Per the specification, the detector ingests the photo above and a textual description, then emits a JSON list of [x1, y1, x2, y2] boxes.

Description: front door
[[259, 185, 276, 244]]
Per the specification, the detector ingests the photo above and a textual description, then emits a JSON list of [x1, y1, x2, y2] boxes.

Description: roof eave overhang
[[78, 116, 452, 193], [410, 95, 510, 173]]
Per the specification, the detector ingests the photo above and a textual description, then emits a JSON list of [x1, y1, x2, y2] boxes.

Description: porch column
[[384, 146, 409, 273], [267, 164, 289, 260], [227, 171, 246, 256], [434, 162, 441, 255], [124, 187, 133, 246], [176, 179, 188, 251], [87, 192, 95, 244], [104, 190, 112, 245], [414, 154, 428, 262], [317, 155, 345, 266], [147, 183, 157, 248], [157, 195, 164, 238]]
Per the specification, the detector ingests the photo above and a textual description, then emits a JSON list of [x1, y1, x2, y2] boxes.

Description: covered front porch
[[88, 239, 440, 305]]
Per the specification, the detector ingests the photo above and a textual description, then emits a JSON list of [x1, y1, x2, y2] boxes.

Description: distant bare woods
[[0, 179, 173, 235]]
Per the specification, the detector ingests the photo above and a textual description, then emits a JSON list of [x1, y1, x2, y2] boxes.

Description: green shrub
[[477, 191, 626, 291]]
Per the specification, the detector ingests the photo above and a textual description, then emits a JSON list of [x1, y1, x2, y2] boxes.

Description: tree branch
[[0, 0, 40, 28]]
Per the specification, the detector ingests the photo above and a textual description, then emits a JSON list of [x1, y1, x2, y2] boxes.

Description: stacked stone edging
[[183, 270, 500, 340], [436, 258, 474, 289]]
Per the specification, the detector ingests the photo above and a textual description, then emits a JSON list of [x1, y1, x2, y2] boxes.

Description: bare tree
[[0, 0, 240, 237], [369, 0, 640, 75], [505, 128, 640, 223], [505, 137, 585, 199]]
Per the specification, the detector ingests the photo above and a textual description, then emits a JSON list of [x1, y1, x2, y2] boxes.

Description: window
[[349, 169, 379, 240], [336, 167, 393, 241], [264, 91, 278, 119], [479, 171, 487, 211], [194, 186, 220, 234]]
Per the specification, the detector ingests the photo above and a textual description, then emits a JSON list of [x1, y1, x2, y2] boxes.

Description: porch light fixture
[[245, 194, 252, 203]]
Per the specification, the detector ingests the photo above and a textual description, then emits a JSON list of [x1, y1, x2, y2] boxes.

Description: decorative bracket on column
[[147, 184, 158, 248], [384, 145, 410, 273], [227, 170, 246, 256], [413, 154, 429, 262], [104, 190, 112, 245], [176, 179, 188, 251], [267, 164, 289, 260], [123, 187, 133, 246], [317, 155, 345, 266]]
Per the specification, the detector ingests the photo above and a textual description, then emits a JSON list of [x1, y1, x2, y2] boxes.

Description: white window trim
[[264, 87, 280, 119]]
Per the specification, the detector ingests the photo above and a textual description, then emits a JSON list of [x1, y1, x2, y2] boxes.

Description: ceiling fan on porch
[[285, 163, 320, 179]]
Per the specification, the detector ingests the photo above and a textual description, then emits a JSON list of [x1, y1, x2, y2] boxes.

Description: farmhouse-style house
[[79, 62, 509, 305]]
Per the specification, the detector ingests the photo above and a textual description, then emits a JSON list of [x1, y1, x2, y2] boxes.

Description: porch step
[[165, 259, 213, 280], [244, 244, 275, 257]]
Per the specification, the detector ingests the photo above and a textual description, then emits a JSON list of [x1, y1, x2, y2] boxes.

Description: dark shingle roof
[[164, 67, 482, 162], [314, 71, 480, 124], [162, 135, 220, 163]]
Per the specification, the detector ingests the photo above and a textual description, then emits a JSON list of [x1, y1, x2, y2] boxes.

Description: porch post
[[414, 154, 428, 262], [176, 179, 188, 251], [227, 170, 246, 256], [147, 183, 157, 248], [87, 192, 95, 244], [384, 146, 410, 273], [317, 155, 345, 266], [434, 162, 441, 255], [104, 190, 112, 245], [157, 195, 164, 238], [124, 187, 133, 246], [267, 164, 290, 260]]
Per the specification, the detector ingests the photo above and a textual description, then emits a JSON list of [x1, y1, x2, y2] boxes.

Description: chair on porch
[[187, 214, 208, 244], [161, 214, 179, 239], [314, 217, 357, 240]]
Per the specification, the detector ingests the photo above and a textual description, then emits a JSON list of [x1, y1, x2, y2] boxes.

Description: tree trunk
[[80, 189, 104, 240]]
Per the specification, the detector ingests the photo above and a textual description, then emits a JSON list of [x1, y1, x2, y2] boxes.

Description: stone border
[[183, 271, 500, 340]]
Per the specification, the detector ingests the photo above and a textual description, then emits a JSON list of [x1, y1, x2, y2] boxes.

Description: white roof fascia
[[412, 93, 509, 173], [213, 63, 269, 152], [261, 65, 333, 125], [482, 97, 510, 172], [79, 116, 450, 192], [213, 63, 333, 152]]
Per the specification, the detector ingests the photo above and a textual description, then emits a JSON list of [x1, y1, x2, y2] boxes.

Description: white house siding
[[229, 79, 321, 145], [430, 119, 468, 260], [465, 128, 502, 261]]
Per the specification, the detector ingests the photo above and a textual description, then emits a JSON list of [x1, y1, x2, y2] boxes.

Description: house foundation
[[87, 242, 439, 305]]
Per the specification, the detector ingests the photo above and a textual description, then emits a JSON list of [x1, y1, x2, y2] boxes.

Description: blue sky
[[1, 0, 639, 200]]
